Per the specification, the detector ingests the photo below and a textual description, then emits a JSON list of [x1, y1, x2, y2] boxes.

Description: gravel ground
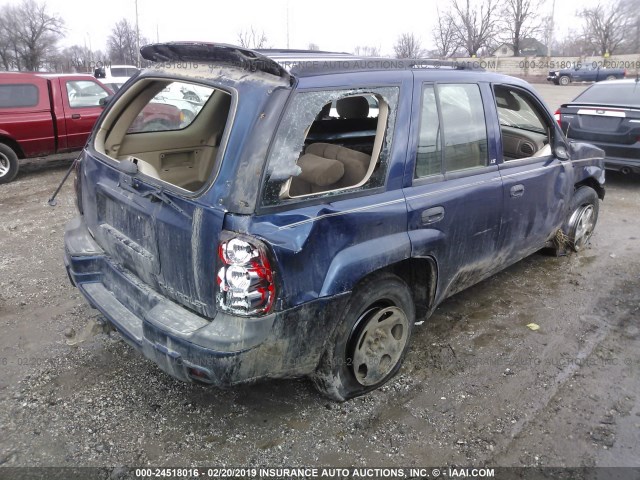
[[0, 85, 639, 472]]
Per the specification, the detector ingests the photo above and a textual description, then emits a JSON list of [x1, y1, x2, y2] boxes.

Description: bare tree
[[353, 45, 381, 57], [0, 0, 64, 71], [501, 0, 545, 56], [433, 8, 460, 58], [107, 19, 138, 65], [624, 0, 640, 53], [237, 27, 268, 49], [0, 6, 19, 70], [553, 32, 592, 56], [449, 0, 500, 57], [393, 33, 424, 58], [579, 1, 631, 55], [307, 43, 320, 51]]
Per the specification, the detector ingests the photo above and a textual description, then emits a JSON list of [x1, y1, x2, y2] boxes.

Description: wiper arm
[[120, 180, 192, 221], [142, 187, 192, 221]]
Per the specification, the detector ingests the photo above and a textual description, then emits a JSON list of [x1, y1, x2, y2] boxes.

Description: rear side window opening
[[94, 78, 232, 193], [0, 83, 39, 108], [262, 87, 399, 206]]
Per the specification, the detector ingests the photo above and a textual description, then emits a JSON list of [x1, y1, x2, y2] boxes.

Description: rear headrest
[[336, 96, 369, 119]]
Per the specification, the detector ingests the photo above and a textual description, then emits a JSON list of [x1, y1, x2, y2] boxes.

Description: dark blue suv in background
[[64, 43, 605, 401]]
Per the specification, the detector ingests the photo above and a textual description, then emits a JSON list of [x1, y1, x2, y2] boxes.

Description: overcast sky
[[1, 0, 603, 57]]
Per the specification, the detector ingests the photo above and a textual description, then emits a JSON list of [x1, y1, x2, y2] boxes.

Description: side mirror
[[99, 95, 113, 108]]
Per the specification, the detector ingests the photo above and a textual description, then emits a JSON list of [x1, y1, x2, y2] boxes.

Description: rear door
[[403, 79, 504, 301], [61, 77, 110, 149]]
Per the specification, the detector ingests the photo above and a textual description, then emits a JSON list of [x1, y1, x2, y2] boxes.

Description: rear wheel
[[312, 273, 415, 402], [559, 75, 570, 86], [605, 75, 617, 81], [0, 143, 19, 184]]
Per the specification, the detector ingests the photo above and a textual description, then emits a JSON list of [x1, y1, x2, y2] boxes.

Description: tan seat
[[289, 153, 345, 197], [305, 143, 370, 188]]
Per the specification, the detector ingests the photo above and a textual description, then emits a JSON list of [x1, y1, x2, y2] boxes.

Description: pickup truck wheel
[[0, 143, 19, 184], [605, 75, 616, 81], [559, 75, 570, 86], [566, 187, 599, 252], [312, 273, 415, 402]]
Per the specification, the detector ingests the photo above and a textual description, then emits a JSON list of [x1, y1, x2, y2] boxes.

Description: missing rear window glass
[[262, 87, 398, 206], [96, 79, 231, 193]]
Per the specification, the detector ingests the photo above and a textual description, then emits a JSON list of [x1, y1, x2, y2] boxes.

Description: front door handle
[[71, 114, 81, 119], [510, 184, 525, 198], [421, 206, 445, 225]]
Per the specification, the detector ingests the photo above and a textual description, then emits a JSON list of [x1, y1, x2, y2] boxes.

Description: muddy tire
[[566, 187, 599, 252], [559, 75, 570, 86], [312, 273, 415, 402], [0, 143, 19, 184]]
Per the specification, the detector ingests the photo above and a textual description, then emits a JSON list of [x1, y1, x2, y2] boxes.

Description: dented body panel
[[64, 43, 605, 389]]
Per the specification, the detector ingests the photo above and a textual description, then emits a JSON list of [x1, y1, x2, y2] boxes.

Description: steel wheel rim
[[350, 306, 409, 386], [572, 204, 595, 250], [0, 153, 10, 177], [560, 77, 569, 85]]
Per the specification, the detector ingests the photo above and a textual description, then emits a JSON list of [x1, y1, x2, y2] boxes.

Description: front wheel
[[312, 273, 415, 402], [559, 75, 570, 86], [0, 143, 19, 184], [566, 187, 599, 251]]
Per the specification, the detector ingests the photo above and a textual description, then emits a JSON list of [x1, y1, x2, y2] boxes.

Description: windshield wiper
[[120, 180, 192, 221], [142, 186, 192, 221]]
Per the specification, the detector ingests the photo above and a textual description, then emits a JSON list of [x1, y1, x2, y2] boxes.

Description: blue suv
[[64, 43, 605, 401]]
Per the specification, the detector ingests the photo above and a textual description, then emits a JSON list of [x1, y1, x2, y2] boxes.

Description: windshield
[[573, 82, 640, 107]]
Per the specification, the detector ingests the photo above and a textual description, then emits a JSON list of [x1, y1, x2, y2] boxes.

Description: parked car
[[547, 64, 626, 86], [64, 43, 605, 401], [555, 79, 640, 174], [0, 72, 111, 183]]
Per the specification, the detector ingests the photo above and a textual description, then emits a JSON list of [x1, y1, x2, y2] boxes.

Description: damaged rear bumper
[[64, 216, 347, 386]]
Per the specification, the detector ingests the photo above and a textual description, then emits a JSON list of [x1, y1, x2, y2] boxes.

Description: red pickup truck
[[0, 73, 114, 183]]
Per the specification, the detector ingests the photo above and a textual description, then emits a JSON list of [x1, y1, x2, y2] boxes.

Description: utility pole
[[286, 0, 290, 49], [135, 0, 141, 67]]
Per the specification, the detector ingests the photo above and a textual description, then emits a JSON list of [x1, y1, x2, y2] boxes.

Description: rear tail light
[[216, 234, 275, 316], [554, 108, 562, 127]]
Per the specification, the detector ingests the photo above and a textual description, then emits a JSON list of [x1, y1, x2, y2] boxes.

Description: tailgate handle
[[510, 184, 525, 198], [71, 114, 81, 119], [421, 206, 445, 225]]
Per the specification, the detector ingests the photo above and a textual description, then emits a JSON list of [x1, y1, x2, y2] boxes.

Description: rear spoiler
[[140, 42, 291, 83]]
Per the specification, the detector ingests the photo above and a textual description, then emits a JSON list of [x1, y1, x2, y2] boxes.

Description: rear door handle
[[71, 114, 81, 119], [510, 184, 525, 198], [421, 206, 445, 225]]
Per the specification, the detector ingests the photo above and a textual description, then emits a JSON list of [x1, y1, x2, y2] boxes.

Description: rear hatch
[[79, 43, 290, 319]]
